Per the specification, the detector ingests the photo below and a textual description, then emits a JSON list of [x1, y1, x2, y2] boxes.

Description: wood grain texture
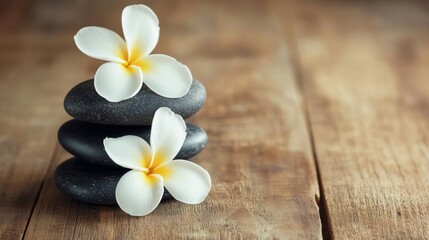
[[288, 1, 429, 239], [0, 1, 93, 238], [8, 0, 429, 238], [22, 0, 322, 239]]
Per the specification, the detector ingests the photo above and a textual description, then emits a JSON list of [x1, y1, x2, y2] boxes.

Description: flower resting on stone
[[103, 107, 211, 216], [74, 5, 193, 102]]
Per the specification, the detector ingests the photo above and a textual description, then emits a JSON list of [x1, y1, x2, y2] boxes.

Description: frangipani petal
[[149, 107, 187, 168], [94, 62, 143, 102], [116, 170, 164, 216], [122, 5, 160, 62], [104, 135, 152, 170], [156, 160, 211, 204], [74, 27, 127, 63], [134, 54, 193, 98]]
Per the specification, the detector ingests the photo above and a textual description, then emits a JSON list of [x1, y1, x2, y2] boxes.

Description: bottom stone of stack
[[54, 158, 172, 205]]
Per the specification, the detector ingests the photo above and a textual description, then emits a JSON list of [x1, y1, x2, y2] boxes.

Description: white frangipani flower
[[103, 107, 211, 216], [74, 5, 193, 102]]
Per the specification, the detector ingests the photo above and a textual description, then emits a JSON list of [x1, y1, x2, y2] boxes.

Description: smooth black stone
[[64, 79, 206, 125], [55, 158, 172, 205], [58, 120, 208, 167]]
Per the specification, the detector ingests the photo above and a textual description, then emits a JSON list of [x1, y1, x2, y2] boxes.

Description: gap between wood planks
[[21, 143, 61, 240], [272, 7, 333, 239], [304, 96, 333, 240], [293, 49, 333, 240], [291, 33, 333, 240]]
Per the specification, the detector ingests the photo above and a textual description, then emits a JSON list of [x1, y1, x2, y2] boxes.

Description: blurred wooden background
[[1, 0, 429, 239]]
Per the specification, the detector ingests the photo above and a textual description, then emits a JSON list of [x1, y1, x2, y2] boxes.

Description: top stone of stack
[[64, 79, 206, 125]]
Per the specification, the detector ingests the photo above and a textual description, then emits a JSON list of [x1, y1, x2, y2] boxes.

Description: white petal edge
[[158, 160, 211, 204], [115, 170, 164, 216], [104, 136, 151, 171], [134, 54, 193, 98], [94, 62, 143, 102], [74, 26, 127, 63], [122, 4, 160, 61], [149, 107, 187, 168]]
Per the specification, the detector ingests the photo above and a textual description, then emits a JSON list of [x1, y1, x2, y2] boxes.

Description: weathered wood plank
[[0, 0, 121, 238], [287, 1, 429, 239], [0, 4, 95, 240], [24, 0, 322, 239]]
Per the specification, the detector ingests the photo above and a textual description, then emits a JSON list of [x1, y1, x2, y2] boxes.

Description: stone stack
[[55, 79, 207, 205]]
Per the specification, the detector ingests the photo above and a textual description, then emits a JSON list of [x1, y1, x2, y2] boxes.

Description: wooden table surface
[[1, 0, 429, 239]]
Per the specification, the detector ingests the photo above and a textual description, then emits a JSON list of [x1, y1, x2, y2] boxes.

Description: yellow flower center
[[140, 151, 171, 179], [119, 45, 151, 72], [127, 45, 142, 64], [151, 165, 171, 179], [134, 59, 151, 72]]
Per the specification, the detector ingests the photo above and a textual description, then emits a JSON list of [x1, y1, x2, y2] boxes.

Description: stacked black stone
[[55, 79, 207, 205]]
